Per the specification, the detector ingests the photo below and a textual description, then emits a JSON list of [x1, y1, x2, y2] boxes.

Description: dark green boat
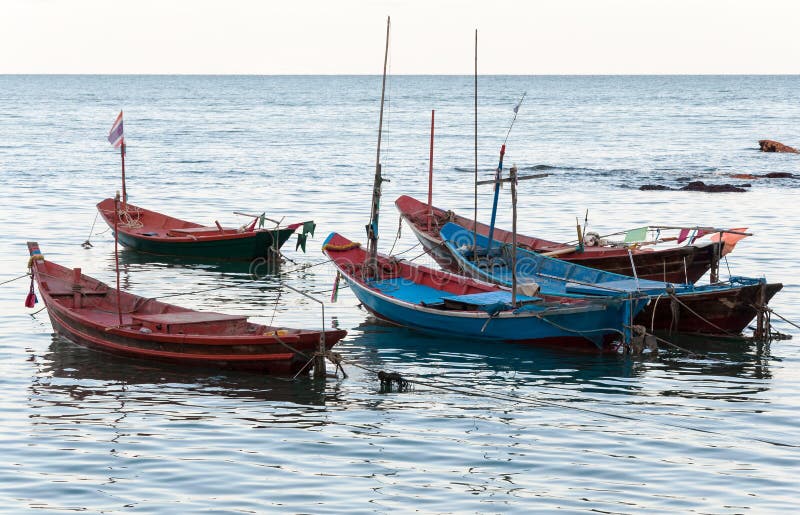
[[97, 198, 310, 261]]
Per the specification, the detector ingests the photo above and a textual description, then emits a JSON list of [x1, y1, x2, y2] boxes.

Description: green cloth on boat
[[296, 233, 308, 252], [258, 213, 266, 229], [302, 221, 316, 237], [623, 226, 647, 243]]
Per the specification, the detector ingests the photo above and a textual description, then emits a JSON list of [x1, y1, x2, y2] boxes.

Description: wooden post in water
[[314, 304, 327, 379], [427, 110, 435, 231], [367, 16, 391, 275], [755, 282, 767, 341]]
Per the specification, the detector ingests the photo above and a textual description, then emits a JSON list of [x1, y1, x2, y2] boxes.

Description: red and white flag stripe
[[108, 111, 124, 148]]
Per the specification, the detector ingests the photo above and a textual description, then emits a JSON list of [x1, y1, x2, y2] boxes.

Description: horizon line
[[2, 73, 800, 77]]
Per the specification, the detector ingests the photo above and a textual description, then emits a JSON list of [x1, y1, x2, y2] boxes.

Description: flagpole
[[120, 139, 127, 208]]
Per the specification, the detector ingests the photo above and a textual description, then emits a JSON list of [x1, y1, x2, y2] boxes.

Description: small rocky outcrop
[[680, 181, 748, 193], [639, 181, 748, 193], [730, 172, 796, 180], [759, 140, 799, 153]]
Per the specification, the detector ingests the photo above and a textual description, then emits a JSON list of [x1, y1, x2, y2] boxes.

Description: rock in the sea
[[680, 181, 747, 193], [759, 140, 799, 153], [729, 172, 796, 179], [639, 184, 673, 191]]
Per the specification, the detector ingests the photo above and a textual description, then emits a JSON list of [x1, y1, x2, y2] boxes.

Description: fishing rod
[[486, 92, 527, 256]]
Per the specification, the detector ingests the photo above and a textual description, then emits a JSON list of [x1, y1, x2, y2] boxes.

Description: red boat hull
[[28, 242, 346, 374], [639, 282, 783, 335], [396, 195, 722, 284]]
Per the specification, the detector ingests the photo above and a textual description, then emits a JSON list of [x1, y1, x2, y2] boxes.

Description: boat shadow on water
[[30, 334, 336, 407], [344, 320, 775, 397], [116, 248, 282, 278]]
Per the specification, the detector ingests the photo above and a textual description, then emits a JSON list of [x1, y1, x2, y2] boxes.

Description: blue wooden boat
[[439, 222, 782, 335], [322, 232, 648, 352], [324, 19, 646, 352]]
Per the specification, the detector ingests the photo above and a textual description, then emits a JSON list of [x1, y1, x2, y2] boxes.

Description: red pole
[[72, 268, 82, 309], [114, 192, 123, 326], [120, 140, 127, 208], [427, 109, 435, 231]]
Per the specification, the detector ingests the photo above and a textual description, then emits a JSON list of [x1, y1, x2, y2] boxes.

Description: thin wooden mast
[[367, 16, 391, 273], [427, 109, 435, 231], [472, 29, 478, 254]]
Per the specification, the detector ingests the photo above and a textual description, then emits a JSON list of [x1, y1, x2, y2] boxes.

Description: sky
[[2, 0, 799, 74]]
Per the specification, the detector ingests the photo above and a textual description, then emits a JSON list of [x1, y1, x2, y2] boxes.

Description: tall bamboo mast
[[472, 29, 478, 253], [367, 16, 391, 274]]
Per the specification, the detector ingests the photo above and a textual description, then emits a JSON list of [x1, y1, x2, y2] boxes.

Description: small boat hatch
[[131, 311, 248, 334]]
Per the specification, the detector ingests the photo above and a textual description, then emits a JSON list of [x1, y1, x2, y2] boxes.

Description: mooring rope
[[765, 307, 800, 332], [82, 211, 100, 248], [0, 273, 30, 287], [387, 217, 403, 255], [668, 292, 741, 337]]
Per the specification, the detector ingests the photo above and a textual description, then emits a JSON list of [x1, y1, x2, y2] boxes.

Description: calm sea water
[[1, 75, 799, 513]]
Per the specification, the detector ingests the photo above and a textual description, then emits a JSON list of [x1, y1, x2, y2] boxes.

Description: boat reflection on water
[[116, 248, 282, 278], [648, 332, 774, 381], [30, 334, 336, 408], [344, 319, 774, 400]]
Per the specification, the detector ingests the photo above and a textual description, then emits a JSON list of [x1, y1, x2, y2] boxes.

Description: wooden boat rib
[[97, 198, 304, 260], [27, 241, 346, 374], [396, 194, 726, 284], [440, 222, 782, 335], [323, 233, 648, 352]]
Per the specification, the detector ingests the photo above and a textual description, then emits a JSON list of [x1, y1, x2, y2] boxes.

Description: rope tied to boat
[[290, 349, 348, 380], [0, 272, 30, 287], [758, 307, 799, 335], [117, 205, 144, 229], [322, 241, 362, 252], [27, 253, 45, 269], [667, 291, 742, 338], [628, 324, 659, 356], [325, 351, 347, 378], [82, 211, 99, 248]]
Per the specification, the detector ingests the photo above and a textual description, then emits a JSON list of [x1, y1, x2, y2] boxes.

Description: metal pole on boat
[[510, 165, 518, 307], [113, 192, 123, 326], [427, 110, 435, 231], [281, 282, 328, 378], [485, 144, 506, 256], [473, 29, 479, 255], [367, 16, 391, 275]]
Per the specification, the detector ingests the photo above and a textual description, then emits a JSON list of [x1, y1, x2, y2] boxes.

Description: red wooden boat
[[396, 195, 740, 284], [97, 199, 308, 261], [27, 242, 346, 374]]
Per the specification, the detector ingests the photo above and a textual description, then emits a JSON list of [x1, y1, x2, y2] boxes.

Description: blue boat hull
[[439, 222, 782, 335]]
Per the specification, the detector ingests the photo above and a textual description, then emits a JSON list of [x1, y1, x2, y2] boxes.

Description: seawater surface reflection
[[1, 75, 799, 512]]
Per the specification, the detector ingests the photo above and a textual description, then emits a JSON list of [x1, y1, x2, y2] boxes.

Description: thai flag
[[108, 111, 124, 148]]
